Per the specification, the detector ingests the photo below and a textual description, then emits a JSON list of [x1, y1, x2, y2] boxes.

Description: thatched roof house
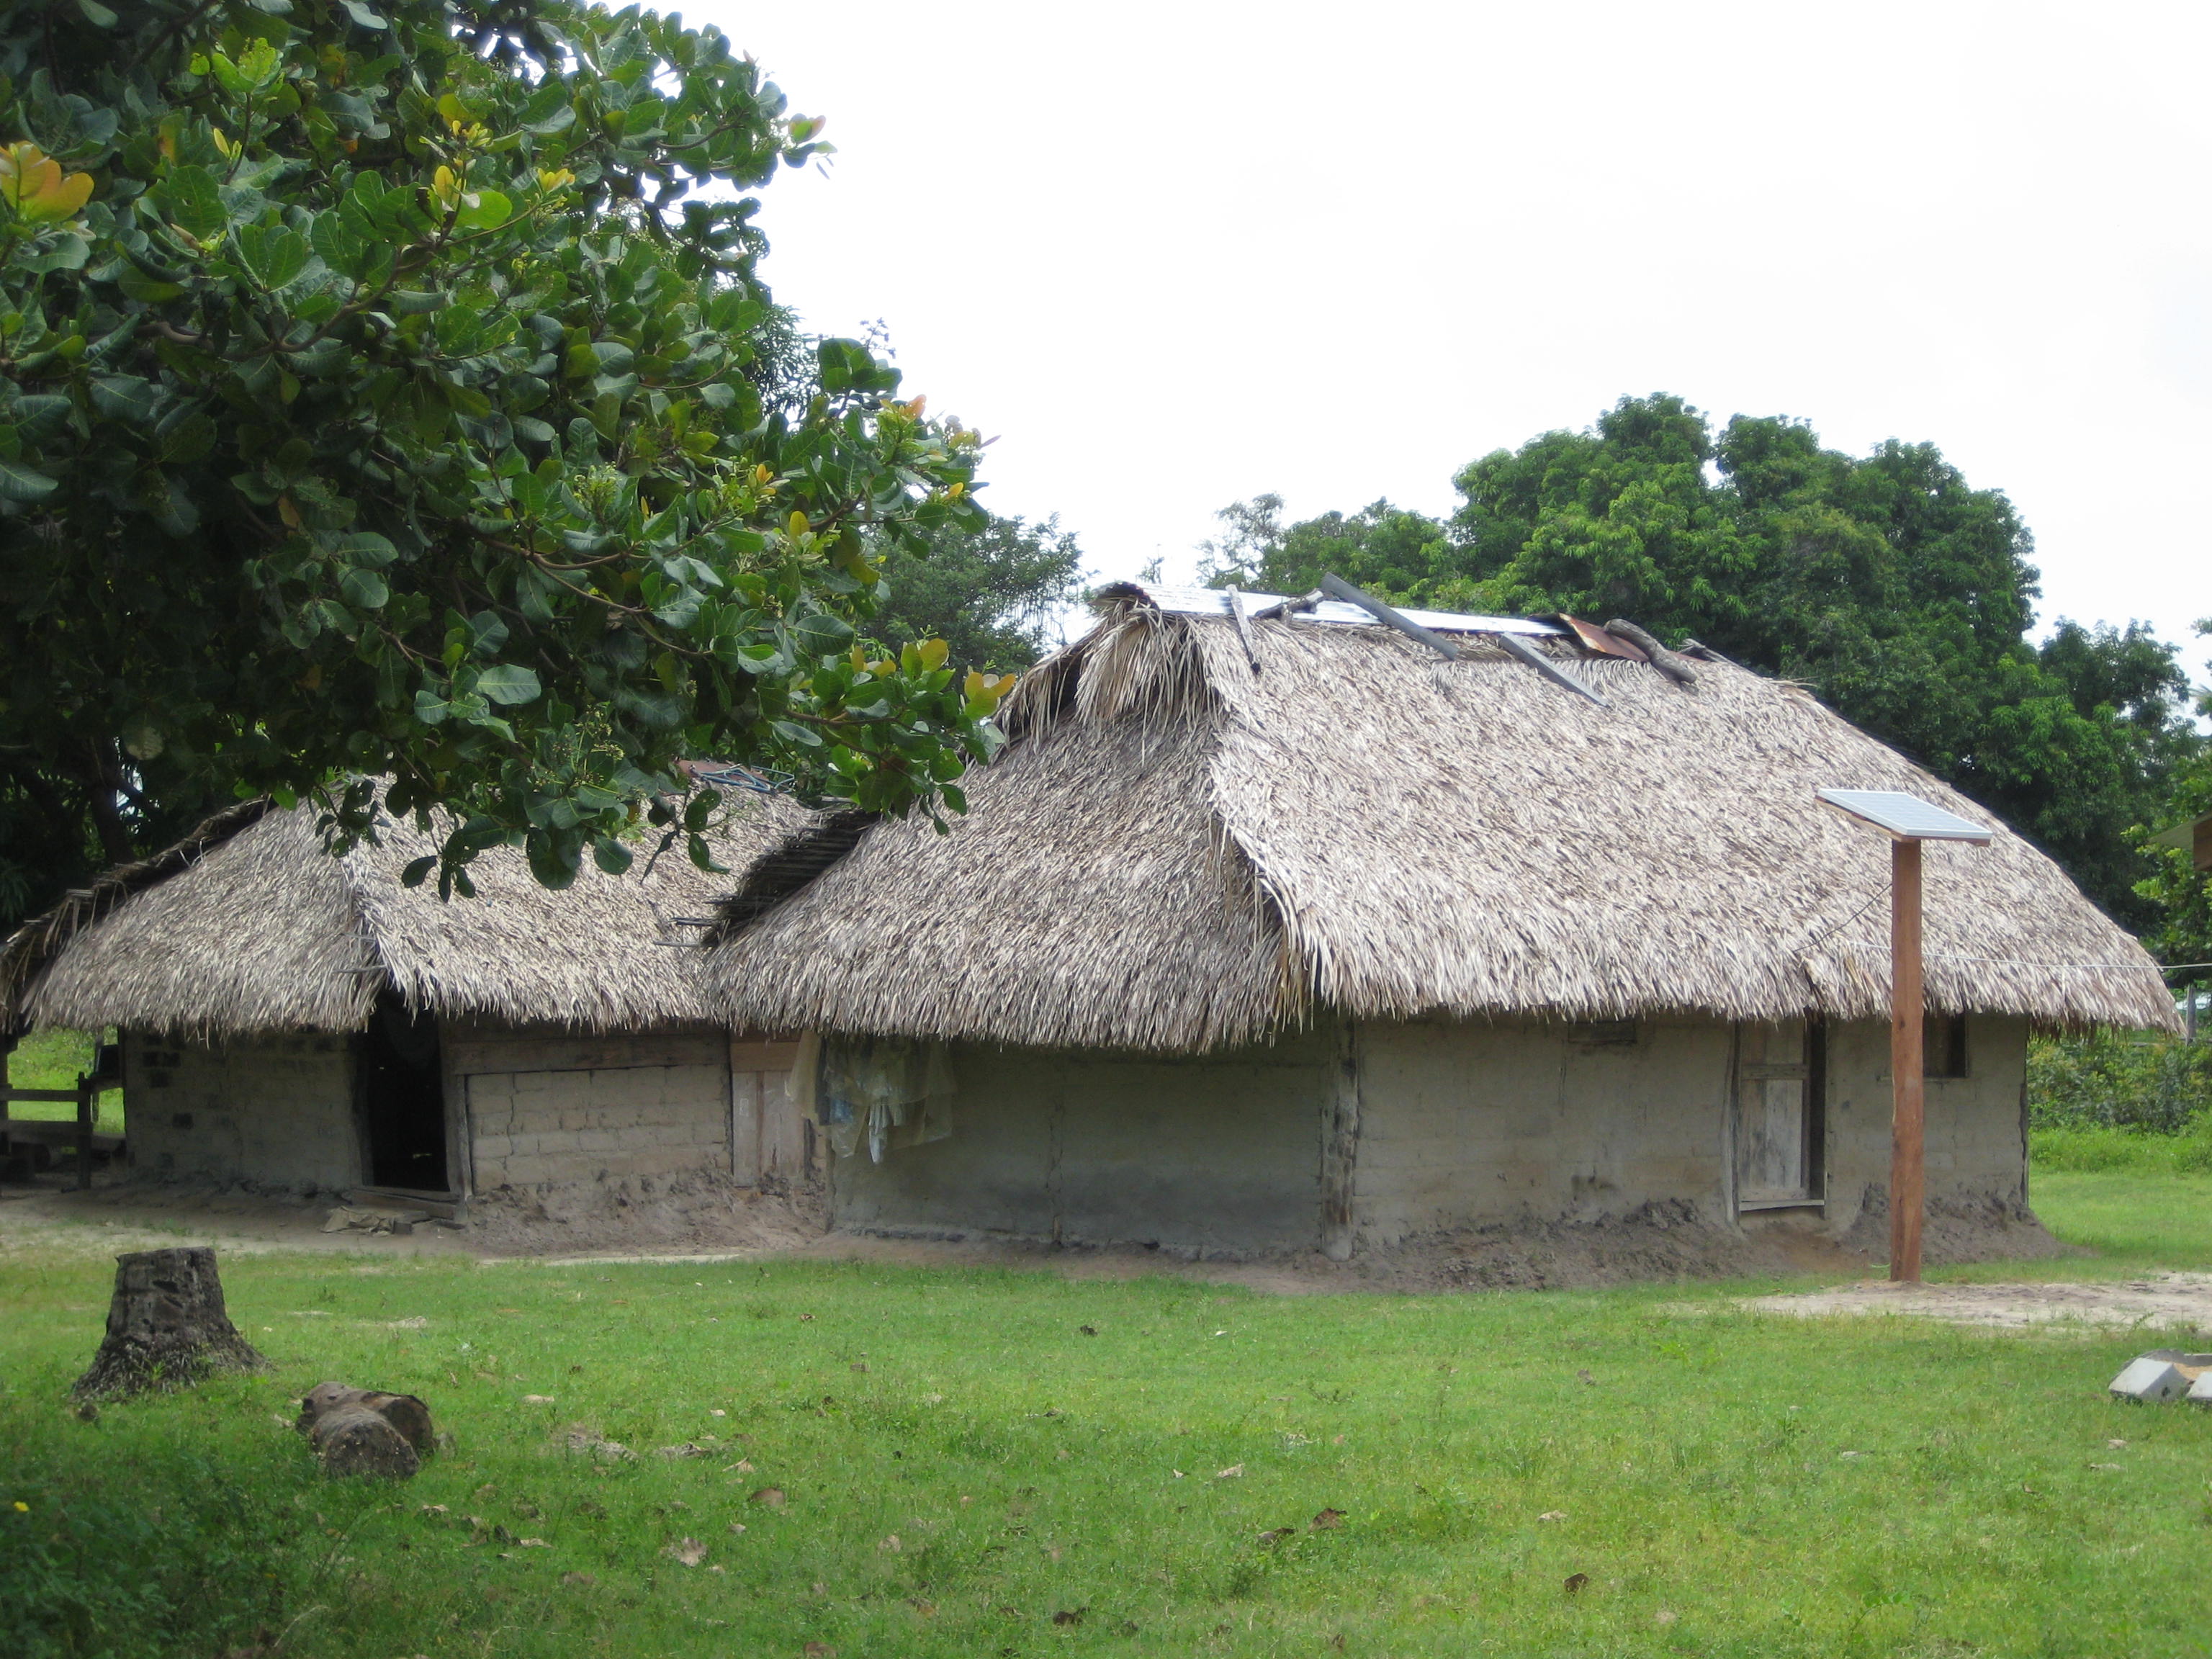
[[4, 797, 795, 1038], [706, 585, 2174, 1265], [2, 795, 817, 1205]]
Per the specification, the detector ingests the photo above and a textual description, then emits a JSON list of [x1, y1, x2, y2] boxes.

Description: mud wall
[[1352, 1017, 1739, 1247], [1820, 1015, 2030, 1236], [121, 1029, 359, 1192], [827, 1031, 1334, 1253], [826, 1014, 2032, 1258]]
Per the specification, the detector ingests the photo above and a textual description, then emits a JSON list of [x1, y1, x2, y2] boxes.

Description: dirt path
[[0, 1183, 476, 1259], [1738, 1274, 2212, 1334]]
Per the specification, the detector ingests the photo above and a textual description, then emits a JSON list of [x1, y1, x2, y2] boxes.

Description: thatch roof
[[4, 791, 808, 1038], [707, 590, 2179, 1049]]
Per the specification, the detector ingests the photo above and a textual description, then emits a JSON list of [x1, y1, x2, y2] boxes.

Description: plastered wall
[[122, 1029, 359, 1192], [827, 1013, 2031, 1255], [1352, 1017, 1738, 1246], [1819, 1015, 2029, 1236], [828, 1031, 1333, 1252]]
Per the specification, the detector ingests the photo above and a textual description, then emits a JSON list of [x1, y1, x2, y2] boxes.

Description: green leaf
[[0, 459, 58, 500], [770, 719, 823, 748], [591, 837, 634, 876], [329, 531, 397, 566], [413, 689, 451, 726], [91, 376, 161, 425], [76, 0, 119, 26], [454, 190, 511, 230], [156, 412, 217, 465], [518, 84, 577, 135], [525, 828, 579, 889], [339, 0, 389, 27], [117, 268, 185, 303], [236, 224, 310, 290], [475, 663, 542, 706], [339, 567, 389, 608], [17, 232, 89, 273], [793, 611, 855, 655], [400, 855, 437, 888], [161, 166, 227, 240]]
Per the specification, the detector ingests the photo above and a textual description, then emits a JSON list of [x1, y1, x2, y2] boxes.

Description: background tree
[[1196, 493, 1452, 598], [870, 512, 1087, 674], [0, 0, 1013, 918], [1205, 395, 2199, 927], [2136, 621, 2212, 993]]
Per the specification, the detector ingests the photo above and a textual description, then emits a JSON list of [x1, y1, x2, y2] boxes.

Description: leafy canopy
[[869, 512, 1087, 675], [2133, 621, 2212, 984], [0, 0, 1013, 898], [1204, 395, 2198, 927]]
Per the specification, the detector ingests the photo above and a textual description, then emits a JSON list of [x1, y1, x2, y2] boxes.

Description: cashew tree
[[0, 0, 1012, 901]]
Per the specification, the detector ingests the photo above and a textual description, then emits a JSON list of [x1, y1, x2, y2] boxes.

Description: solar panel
[[1817, 789, 1994, 842]]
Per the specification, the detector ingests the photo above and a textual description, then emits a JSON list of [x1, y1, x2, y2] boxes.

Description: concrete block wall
[[121, 1029, 359, 1192], [447, 1023, 733, 1190], [830, 1030, 1333, 1252], [1352, 1017, 1737, 1246], [1820, 1015, 2029, 1236]]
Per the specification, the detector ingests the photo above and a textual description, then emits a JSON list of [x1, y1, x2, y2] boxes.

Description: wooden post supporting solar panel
[[1816, 790, 1992, 1286], [1889, 837, 1925, 1282]]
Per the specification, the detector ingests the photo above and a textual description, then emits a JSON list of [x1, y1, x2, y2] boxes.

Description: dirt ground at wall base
[[817, 1193, 2070, 1296], [0, 1172, 827, 1261], [1, 1178, 2067, 1300]]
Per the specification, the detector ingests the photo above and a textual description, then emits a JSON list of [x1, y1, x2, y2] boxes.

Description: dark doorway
[[359, 992, 449, 1192]]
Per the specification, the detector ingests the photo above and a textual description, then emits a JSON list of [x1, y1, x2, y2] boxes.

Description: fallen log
[[71, 1247, 269, 1401], [295, 1381, 437, 1478]]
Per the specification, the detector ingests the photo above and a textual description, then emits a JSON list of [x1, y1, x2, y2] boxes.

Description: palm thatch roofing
[[707, 585, 2179, 1050], [2, 791, 808, 1039]]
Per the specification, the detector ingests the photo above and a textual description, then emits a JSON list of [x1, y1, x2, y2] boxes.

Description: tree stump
[[71, 1246, 269, 1401], [295, 1382, 436, 1479]]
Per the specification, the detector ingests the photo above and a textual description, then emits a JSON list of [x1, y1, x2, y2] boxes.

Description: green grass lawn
[[2029, 1167, 2212, 1269], [7, 1232, 2212, 1659]]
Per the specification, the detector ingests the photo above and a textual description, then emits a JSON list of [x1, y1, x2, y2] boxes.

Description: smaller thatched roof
[[3, 791, 808, 1038], [706, 587, 2180, 1050]]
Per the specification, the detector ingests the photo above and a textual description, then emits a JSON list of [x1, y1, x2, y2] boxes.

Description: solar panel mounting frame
[[1816, 788, 1993, 843]]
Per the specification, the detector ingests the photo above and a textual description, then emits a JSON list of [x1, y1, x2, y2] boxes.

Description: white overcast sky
[[685, 0, 2212, 668]]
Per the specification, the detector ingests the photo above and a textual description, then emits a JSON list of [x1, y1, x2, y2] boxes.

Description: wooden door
[[1736, 1020, 1823, 1210], [729, 1038, 807, 1184]]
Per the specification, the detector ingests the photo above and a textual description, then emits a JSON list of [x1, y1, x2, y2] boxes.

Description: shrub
[[2026, 1030, 2212, 1134]]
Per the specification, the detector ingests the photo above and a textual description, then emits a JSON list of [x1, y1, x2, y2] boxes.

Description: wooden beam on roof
[[1319, 574, 1460, 660], [1225, 585, 1262, 675], [1489, 630, 1609, 708]]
